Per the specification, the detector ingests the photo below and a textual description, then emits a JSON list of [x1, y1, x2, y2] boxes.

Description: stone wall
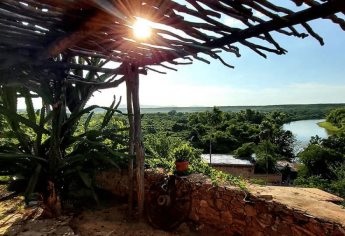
[[96, 170, 345, 236]]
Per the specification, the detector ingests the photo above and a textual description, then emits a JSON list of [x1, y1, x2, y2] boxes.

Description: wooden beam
[[40, 61, 122, 74], [139, 0, 345, 66], [205, 0, 345, 48], [39, 9, 104, 59], [36, 61, 147, 75]]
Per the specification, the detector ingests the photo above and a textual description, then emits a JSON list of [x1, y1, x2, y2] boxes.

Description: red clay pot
[[175, 161, 189, 172]]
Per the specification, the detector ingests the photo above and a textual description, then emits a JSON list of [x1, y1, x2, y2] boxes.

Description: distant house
[[276, 160, 298, 185], [201, 154, 254, 178], [202, 154, 284, 184]]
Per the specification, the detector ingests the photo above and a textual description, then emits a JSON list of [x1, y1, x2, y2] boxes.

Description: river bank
[[318, 121, 341, 134]]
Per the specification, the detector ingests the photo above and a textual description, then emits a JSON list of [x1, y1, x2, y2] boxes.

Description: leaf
[[0, 105, 49, 134], [42, 110, 54, 124], [24, 164, 42, 203], [58, 154, 87, 169], [93, 154, 121, 171], [78, 170, 92, 188], [84, 112, 94, 132], [0, 153, 48, 163], [101, 96, 117, 129], [62, 105, 122, 135], [21, 89, 36, 123], [84, 140, 128, 158], [78, 167, 100, 205], [35, 104, 46, 155]]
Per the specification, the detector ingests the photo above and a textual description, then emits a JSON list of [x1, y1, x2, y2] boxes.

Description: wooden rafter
[[0, 0, 344, 76]]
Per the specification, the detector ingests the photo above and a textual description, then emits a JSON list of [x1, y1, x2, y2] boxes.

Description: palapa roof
[[0, 0, 344, 80]]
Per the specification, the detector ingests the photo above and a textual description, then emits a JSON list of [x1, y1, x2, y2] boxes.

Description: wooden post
[[126, 75, 134, 217], [132, 67, 145, 218], [125, 63, 145, 218]]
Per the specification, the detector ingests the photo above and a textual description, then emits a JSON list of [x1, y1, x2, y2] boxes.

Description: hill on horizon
[[123, 103, 345, 113], [17, 103, 345, 116]]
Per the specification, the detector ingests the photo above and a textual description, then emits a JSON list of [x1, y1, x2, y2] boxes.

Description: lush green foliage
[[142, 108, 295, 174], [295, 108, 345, 198], [0, 57, 129, 204], [144, 134, 201, 171], [0, 95, 128, 203], [297, 144, 343, 179], [326, 108, 345, 132], [234, 142, 255, 160], [144, 134, 245, 188], [254, 141, 280, 174]]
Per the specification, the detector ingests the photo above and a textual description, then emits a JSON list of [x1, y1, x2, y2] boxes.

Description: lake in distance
[[283, 119, 329, 153]]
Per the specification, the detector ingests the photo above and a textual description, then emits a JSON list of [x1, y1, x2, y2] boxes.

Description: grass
[[0, 176, 10, 183], [317, 121, 341, 134], [249, 178, 266, 185]]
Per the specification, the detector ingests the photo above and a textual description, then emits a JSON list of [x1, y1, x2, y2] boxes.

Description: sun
[[132, 18, 152, 40]]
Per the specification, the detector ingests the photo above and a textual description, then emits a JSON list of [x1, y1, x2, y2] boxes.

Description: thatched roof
[[0, 0, 344, 76]]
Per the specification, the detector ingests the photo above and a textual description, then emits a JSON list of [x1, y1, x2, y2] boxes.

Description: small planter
[[175, 160, 189, 172]]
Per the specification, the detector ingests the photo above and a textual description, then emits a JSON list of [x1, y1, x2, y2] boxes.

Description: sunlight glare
[[133, 18, 152, 40]]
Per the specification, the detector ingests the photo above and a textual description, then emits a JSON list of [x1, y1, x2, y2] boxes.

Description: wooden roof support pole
[[125, 62, 145, 218], [126, 68, 135, 218]]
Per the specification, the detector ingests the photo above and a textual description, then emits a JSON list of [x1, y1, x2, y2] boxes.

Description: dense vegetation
[[141, 106, 345, 200], [317, 108, 345, 134], [326, 108, 345, 129], [0, 95, 128, 206], [295, 108, 345, 199], [142, 108, 295, 174], [0, 57, 132, 215]]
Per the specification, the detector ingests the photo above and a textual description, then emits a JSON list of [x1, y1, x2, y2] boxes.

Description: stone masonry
[[96, 170, 345, 236]]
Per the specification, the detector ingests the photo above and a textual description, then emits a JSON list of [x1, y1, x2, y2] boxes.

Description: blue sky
[[88, 17, 345, 107]]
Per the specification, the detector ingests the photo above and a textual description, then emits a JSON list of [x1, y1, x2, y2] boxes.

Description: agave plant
[[0, 55, 128, 216]]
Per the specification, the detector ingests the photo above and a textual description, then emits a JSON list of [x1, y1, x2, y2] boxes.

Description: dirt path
[[0, 185, 194, 236], [0, 185, 75, 235], [71, 205, 195, 236]]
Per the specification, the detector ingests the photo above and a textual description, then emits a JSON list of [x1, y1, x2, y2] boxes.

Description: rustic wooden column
[[126, 74, 135, 217], [125, 63, 145, 218]]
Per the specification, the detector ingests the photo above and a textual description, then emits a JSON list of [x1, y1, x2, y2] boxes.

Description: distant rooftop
[[276, 160, 298, 172], [201, 154, 253, 166]]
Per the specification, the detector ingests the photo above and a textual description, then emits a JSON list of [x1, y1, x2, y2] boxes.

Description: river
[[283, 119, 329, 153]]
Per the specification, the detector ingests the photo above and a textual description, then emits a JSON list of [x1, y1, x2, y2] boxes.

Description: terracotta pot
[[175, 161, 189, 172]]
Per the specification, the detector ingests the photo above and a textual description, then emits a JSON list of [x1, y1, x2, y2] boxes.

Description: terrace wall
[[96, 170, 345, 236]]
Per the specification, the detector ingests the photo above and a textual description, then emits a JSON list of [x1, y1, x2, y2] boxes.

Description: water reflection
[[283, 119, 329, 154]]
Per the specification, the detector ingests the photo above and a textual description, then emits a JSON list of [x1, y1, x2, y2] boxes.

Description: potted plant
[[173, 144, 193, 173], [175, 157, 189, 172]]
